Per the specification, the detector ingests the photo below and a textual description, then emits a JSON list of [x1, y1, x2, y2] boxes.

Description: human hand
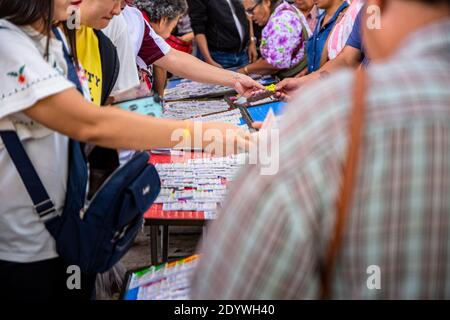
[[274, 77, 306, 101], [201, 122, 255, 156], [231, 73, 265, 97], [248, 43, 258, 63], [206, 58, 223, 69]]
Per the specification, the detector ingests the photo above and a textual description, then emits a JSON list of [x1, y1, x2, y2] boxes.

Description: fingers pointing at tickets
[[198, 122, 256, 156], [251, 122, 263, 130], [232, 73, 265, 97]]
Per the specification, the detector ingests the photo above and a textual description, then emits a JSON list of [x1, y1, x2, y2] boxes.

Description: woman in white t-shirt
[[0, 0, 261, 300]]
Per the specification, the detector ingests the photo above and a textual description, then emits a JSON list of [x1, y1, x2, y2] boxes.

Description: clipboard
[[113, 95, 163, 118], [120, 255, 200, 300], [191, 99, 285, 132]]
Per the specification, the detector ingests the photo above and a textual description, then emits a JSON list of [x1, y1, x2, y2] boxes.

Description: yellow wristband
[[183, 121, 191, 141]]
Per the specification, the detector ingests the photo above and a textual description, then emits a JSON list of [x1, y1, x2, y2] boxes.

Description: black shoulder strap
[[52, 27, 83, 93], [87, 30, 120, 199], [0, 26, 85, 221], [94, 29, 120, 105]]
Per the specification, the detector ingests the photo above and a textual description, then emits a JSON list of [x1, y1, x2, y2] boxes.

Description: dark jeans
[[209, 50, 249, 69], [0, 257, 96, 300]]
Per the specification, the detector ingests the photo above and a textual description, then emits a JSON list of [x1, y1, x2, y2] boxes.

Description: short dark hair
[[134, 0, 188, 23]]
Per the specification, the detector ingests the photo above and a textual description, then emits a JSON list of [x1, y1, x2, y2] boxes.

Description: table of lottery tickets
[[145, 150, 246, 265], [121, 255, 200, 300]]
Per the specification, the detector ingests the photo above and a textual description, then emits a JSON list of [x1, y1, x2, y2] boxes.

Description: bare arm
[[237, 58, 279, 76], [179, 32, 195, 43], [195, 33, 222, 68], [247, 18, 258, 63], [153, 65, 167, 97], [154, 49, 264, 95], [276, 46, 362, 100], [308, 46, 362, 79], [24, 88, 251, 152]]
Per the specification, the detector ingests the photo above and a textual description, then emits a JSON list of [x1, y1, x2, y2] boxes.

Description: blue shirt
[[306, 1, 349, 73], [345, 8, 370, 65]]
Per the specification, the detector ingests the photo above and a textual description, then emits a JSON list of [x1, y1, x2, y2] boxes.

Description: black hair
[[248, 0, 281, 13], [0, 0, 54, 58], [0, 0, 78, 66]]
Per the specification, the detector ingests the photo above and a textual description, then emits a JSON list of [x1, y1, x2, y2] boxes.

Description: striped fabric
[[327, 0, 364, 60], [191, 19, 450, 299]]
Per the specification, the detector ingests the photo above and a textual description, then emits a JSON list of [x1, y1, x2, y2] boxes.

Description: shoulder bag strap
[[320, 67, 367, 299]]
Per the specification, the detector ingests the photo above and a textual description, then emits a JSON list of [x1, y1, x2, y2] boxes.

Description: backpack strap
[[94, 29, 120, 106], [52, 26, 83, 93], [320, 68, 367, 299], [87, 30, 120, 199], [0, 26, 84, 222], [0, 131, 57, 220]]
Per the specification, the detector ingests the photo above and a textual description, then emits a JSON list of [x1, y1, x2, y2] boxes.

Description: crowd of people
[[0, 0, 449, 300]]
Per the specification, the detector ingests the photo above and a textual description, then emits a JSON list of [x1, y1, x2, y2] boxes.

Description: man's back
[[191, 18, 450, 299], [330, 19, 450, 299]]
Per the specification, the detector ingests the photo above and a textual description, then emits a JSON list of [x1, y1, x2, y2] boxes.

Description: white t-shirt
[[121, 5, 171, 70], [0, 20, 74, 263], [122, 5, 146, 56], [102, 13, 140, 96]]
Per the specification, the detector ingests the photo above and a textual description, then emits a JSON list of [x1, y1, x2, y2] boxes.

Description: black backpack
[[87, 30, 121, 198]]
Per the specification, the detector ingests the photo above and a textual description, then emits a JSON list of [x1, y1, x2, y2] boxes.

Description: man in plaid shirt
[[191, 0, 450, 299]]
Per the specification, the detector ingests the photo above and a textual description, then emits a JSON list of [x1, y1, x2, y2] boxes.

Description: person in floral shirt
[[238, 0, 311, 77]]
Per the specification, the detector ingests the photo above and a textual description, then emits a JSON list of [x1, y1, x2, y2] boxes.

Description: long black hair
[[0, 0, 78, 66], [0, 0, 54, 57]]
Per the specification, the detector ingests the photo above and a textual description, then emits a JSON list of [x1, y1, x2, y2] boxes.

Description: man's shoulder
[[278, 69, 354, 158], [287, 69, 355, 119]]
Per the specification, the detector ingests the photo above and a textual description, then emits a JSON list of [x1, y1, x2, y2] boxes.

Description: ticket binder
[[163, 75, 278, 102], [113, 95, 163, 117], [120, 255, 200, 300], [223, 94, 285, 130]]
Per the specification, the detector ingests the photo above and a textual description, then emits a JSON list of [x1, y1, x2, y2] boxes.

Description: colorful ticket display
[[191, 108, 250, 131], [163, 75, 277, 101], [164, 79, 234, 101], [123, 255, 200, 300], [148, 154, 246, 219], [144, 101, 286, 222], [163, 100, 230, 120]]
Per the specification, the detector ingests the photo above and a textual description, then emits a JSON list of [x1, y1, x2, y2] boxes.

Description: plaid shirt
[[191, 19, 450, 299]]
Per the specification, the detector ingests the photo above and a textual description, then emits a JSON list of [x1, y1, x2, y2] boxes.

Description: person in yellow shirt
[[77, 0, 122, 105], [76, 27, 103, 104]]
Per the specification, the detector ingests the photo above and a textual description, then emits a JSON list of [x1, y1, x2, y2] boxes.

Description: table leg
[[162, 225, 169, 263], [150, 225, 159, 265]]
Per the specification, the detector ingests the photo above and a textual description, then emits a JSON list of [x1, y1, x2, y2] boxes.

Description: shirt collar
[[306, 5, 320, 20], [317, 1, 349, 30], [393, 18, 450, 60]]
